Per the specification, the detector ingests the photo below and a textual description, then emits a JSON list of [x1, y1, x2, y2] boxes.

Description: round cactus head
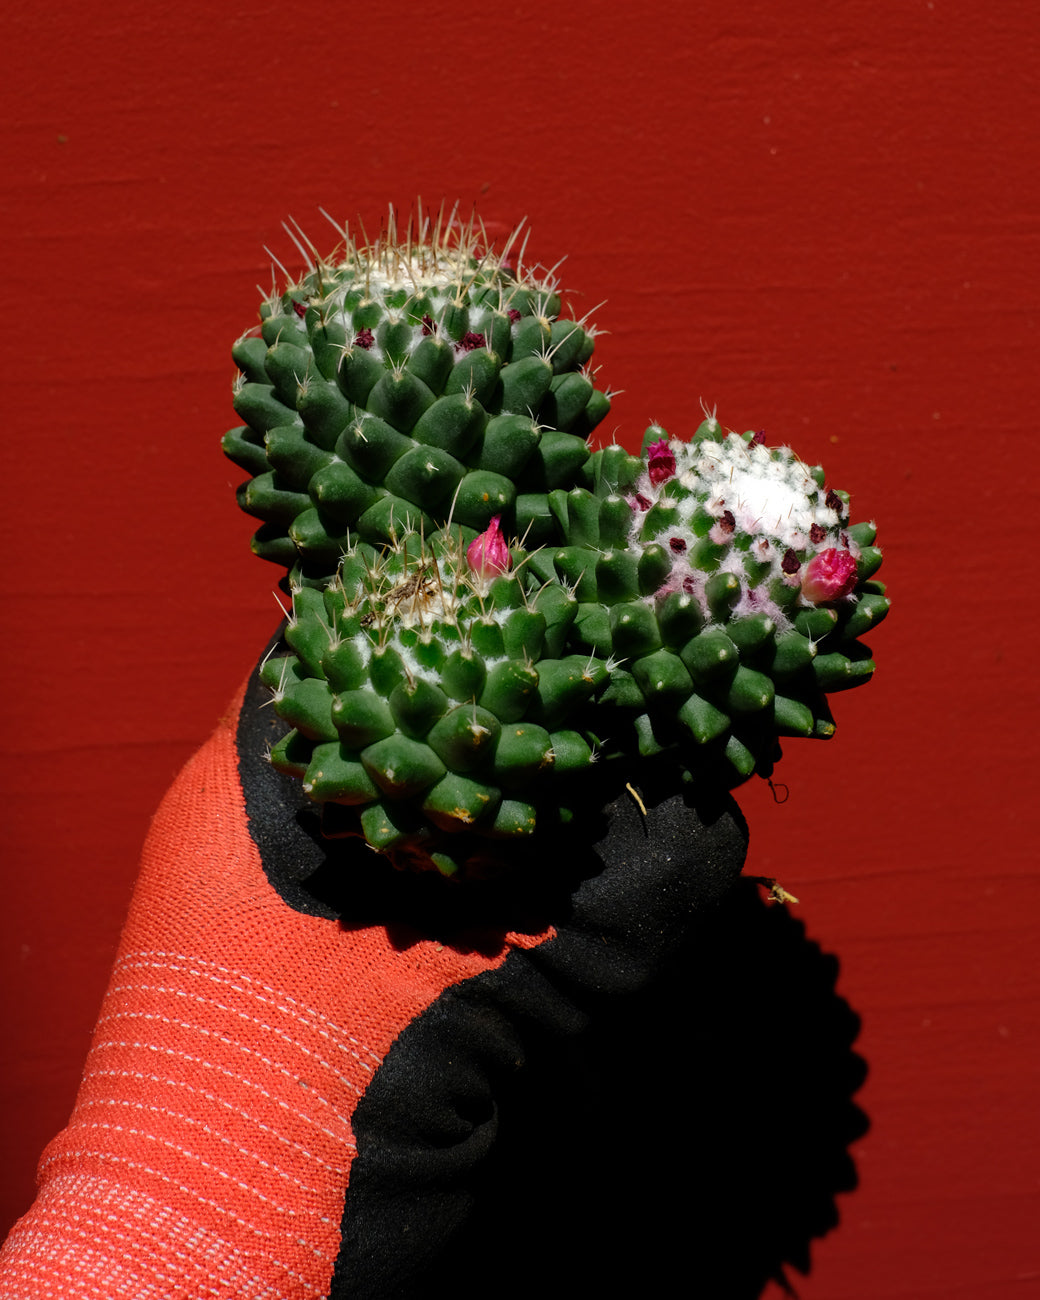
[[264, 516, 610, 878], [528, 411, 888, 785], [223, 208, 611, 582]]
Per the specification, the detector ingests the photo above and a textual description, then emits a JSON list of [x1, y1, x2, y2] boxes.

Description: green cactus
[[230, 213, 887, 880], [263, 520, 609, 877], [223, 211, 610, 581], [528, 413, 888, 783]]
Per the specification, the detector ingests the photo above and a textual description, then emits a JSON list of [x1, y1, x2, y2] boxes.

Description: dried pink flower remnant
[[466, 516, 512, 578], [647, 438, 676, 486], [801, 548, 858, 602], [781, 548, 801, 576]]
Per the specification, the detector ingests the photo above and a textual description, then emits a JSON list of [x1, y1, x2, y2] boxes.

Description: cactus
[[223, 210, 610, 581], [528, 412, 888, 783], [233, 214, 888, 878], [263, 519, 609, 877]]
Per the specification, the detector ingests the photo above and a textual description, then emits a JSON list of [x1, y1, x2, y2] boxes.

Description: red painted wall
[[2, 1, 1038, 1294]]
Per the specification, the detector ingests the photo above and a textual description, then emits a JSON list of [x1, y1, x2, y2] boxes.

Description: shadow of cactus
[[422, 877, 868, 1298]]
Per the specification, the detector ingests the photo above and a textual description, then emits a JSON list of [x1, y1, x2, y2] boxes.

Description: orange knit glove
[[0, 659, 747, 1299]]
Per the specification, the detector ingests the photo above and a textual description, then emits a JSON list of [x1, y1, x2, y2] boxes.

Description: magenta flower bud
[[466, 516, 512, 578], [801, 548, 858, 602], [647, 438, 676, 486]]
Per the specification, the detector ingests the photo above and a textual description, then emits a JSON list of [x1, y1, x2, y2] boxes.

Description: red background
[[2, 2, 1038, 1295]]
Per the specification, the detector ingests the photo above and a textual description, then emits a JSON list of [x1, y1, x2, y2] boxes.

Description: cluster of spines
[[262, 527, 607, 876], [223, 216, 610, 580]]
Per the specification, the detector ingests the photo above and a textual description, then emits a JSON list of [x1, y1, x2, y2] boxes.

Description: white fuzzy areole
[[724, 466, 819, 544], [681, 436, 840, 549], [362, 257, 467, 293], [335, 545, 517, 689], [633, 431, 859, 634]]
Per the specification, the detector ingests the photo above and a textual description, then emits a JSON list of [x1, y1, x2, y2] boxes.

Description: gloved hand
[[0, 647, 747, 1299]]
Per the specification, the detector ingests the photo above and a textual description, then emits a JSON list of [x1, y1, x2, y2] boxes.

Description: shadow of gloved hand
[[0, 656, 747, 1300]]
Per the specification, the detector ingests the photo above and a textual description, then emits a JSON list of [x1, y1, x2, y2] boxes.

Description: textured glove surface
[[0, 655, 746, 1299]]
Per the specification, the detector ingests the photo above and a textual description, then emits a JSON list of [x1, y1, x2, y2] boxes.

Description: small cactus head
[[264, 521, 609, 878], [531, 413, 889, 784]]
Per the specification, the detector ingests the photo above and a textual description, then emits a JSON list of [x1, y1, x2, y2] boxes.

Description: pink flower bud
[[467, 516, 512, 578], [647, 438, 676, 486], [800, 548, 858, 602]]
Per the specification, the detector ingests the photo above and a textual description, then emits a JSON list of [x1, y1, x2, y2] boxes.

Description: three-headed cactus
[[226, 215, 888, 878]]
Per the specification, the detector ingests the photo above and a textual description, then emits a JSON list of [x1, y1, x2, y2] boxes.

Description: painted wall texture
[[2, 1, 1038, 1295]]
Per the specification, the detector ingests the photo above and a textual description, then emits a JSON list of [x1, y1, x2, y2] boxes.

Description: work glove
[[0, 649, 747, 1299]]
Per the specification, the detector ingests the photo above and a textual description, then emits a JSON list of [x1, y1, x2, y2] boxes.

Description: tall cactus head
[[529, 412, 888, 784], [263, 518, 609, 878], [223, 210, 610, 581]]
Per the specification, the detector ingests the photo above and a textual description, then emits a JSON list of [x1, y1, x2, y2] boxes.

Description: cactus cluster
[[223, 212, 609, 581], [225, 213, 888, 878]]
